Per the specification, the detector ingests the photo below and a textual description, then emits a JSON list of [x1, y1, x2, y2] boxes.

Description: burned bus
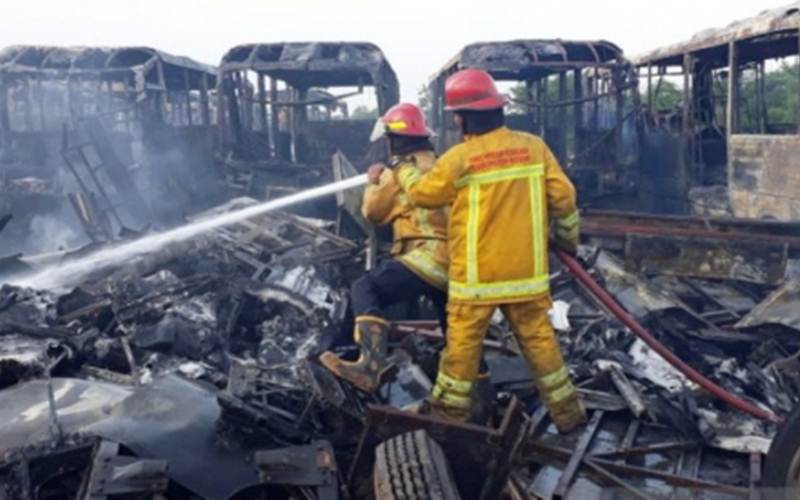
[[428, 40, 639, 208], [216, 42, 399, 210], [633, 2, 800, 219], [0, 46, 223, 250]]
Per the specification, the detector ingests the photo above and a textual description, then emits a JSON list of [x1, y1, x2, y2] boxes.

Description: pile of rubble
[[0, 206, 799, 499]]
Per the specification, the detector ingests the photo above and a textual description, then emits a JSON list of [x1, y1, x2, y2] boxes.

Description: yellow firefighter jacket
[[362, 150, 449, 291], [396, 127, 579, 304]]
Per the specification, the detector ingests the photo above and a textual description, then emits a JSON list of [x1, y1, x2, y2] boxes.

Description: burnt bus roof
[[0, 46, 216, 87], [633, 1, 800, 67], [432, 39, 626, 82], [219, 42, 399, 90]]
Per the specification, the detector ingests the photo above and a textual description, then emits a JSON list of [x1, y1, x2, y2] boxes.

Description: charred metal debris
[[2, 5, 800, 498], [0, 46, 226, 253], [0, 206, 798, 499]]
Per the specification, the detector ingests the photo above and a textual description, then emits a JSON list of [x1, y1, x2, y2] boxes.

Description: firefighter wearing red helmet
[[381, 102, 431, 136], [392, 68, 586, 432], [442, 68, 507, 111], [320, 103, 449, 392]]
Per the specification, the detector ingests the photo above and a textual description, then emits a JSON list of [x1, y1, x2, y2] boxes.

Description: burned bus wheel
[[373, 430, 461, 500], [765, 405, 800, 499]]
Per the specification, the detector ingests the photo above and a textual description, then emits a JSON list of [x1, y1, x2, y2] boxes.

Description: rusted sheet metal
[[624, 233, 788, 285], [582, 209, 800, 248], [736, 280, 800, 331], [592, 250, 702, 317], [729, 135, 800, 221], [254, 441, 338, 499], [632, 2, 800, 65]]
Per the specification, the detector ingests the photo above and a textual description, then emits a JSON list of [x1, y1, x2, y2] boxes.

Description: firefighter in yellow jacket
[[391, 69, 586, 433], [320, 103, 449, 392]]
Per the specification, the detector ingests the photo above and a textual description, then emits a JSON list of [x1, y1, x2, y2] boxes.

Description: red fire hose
[[555, 248, 782, 423]]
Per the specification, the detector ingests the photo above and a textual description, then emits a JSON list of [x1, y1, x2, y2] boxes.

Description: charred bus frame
[[217, 42, 399, 199], [428, 40, 638, 207], [0, 46, 220, 238], [633, 2, 800, 218]]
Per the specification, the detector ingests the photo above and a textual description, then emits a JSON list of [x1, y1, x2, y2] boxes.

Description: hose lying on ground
[[555, 248, 782, 423]]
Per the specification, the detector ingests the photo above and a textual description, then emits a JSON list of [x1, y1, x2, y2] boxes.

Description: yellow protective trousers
[[431, 295, 581, 426]]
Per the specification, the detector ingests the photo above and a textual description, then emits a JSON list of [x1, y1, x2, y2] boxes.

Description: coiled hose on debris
[[555, 249, 782, 423]]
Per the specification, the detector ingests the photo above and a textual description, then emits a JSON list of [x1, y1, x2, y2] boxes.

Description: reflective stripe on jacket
[[362, 150, 449, 290], [396, 127, 578, 304]]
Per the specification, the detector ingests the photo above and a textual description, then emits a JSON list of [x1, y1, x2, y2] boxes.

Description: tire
[[764, 404, 800, 500], [373, 430, 462, 500]]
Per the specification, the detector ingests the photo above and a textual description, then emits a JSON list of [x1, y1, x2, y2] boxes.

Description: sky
[[0, 0, 788, 102]]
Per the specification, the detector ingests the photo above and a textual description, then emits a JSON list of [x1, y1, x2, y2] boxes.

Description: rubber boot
[[319, 316, 389, 392], [424, 397, 472, 423], [550, 394, 587, 434], [468, 371, 496, 425], [422, 375, 475, 423]]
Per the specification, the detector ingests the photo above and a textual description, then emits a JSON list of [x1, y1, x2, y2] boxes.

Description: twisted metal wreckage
[[2, 6, 800, 500], [1, 198, 800, 499]]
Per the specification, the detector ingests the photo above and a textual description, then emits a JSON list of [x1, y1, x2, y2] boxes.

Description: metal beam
[[183, 69, 193, 126], [727, 41, 739, 135], [591, 68, 600, 131], [25, 77, 35, 131], [257, 72, 268, 132], [0, 73, 8, 148], [269, 77, 280, 157], [756, 61, 767, 133], [537, 78, 547, 136], [200, 73, 211, 127], [580, 459, 652, 500], [749, 452, 762, 500], [617, 420, 641, 463], [155, 61, 168, 122], [553, 411, 604, 499], [615, 68, 625, 166], [590, 441, 700, 460], [527, 441, 749, 496], [558, 71, 568, 163], [525, 79, 535, 126], [682, 53, 693, 137], [573, 68, 583, 159]]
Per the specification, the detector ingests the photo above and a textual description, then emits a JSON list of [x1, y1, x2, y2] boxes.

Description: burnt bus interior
[[428, 40, 639, 208], [634, 3, 800, 218], [217, 42, 400, 207], [0, 46, 222, 248]]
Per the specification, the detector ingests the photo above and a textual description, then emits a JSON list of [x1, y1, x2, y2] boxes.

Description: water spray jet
[[9, 175, 368, 290]]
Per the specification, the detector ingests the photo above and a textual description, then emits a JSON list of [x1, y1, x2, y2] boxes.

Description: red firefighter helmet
[[444, 68, 506, 111], [381, 103, 431, 137]]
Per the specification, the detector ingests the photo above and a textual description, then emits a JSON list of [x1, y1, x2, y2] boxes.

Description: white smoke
[[9, 174, 367, 291], [27, 214, 85, 252]]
